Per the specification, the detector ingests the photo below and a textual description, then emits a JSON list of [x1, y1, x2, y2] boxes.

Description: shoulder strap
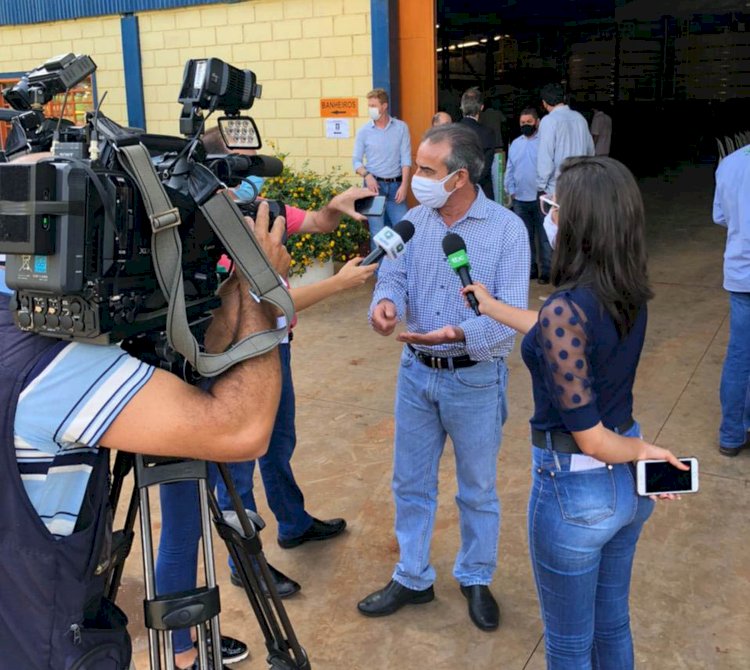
[[115, 142, 294, 377]]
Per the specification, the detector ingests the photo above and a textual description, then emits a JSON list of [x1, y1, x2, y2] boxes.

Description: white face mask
[[411, 170, 459, 209], [368, 106, 382, 122], [543, 210, 558, 248]]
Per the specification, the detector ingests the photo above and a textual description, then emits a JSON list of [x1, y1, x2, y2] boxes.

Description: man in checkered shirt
[[358, 124, 529, 632]]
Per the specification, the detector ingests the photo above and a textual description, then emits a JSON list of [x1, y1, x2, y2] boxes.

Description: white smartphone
[[636, 458, 699, 496]]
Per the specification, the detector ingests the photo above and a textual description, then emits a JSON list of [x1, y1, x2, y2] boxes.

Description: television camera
[[0, 54, 290, 367]]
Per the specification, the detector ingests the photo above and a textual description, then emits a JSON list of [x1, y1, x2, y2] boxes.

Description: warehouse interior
[[436, 0, 749, 175]]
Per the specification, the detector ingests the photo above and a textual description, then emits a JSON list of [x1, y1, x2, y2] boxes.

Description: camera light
[[217, 116, 262, 150]]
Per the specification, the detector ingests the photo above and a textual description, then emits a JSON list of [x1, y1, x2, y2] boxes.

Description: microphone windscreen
[[392, 219, 415, 243], [248, 155, 284, 177], [442, 232, 466, 256]]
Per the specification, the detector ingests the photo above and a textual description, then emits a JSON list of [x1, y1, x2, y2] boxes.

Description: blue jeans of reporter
[[217, 344, 313, 569], [719, 292, 750, 448], [367, 179, 408, 253], [156, 344, 313, 653], [156, 469, 219, 655], [528, 421, 655, 670], [392, 346, 508, 590]]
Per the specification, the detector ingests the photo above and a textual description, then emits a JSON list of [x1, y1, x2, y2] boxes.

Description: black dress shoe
[[357, 579, 434, 617], [230, 561, 301, 599], [719, 431, 749, 457], [460, 585, 500, 631], [537, 275, 550, 285], [719, 444, 745, 457], [278, 517, 347, 549]]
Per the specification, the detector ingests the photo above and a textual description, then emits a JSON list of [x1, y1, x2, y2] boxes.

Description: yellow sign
[[320, 97, 359, 118]]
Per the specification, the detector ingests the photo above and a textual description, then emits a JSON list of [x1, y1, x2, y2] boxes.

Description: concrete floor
[[124, 163, 750, 669]]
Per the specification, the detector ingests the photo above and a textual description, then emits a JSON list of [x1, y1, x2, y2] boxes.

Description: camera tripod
[[106, 451, 310, 670]]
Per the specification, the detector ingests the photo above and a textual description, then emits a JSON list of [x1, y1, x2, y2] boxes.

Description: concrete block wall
[[0, 16, 127, 125], [138, 0, 373, 176], [0, 0, 375, 178]]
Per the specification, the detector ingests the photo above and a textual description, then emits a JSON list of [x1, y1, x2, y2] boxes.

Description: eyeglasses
[[539, 195, 560, 216]]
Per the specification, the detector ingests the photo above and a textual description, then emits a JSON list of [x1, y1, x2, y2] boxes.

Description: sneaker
[[193, 635, 249, 666]]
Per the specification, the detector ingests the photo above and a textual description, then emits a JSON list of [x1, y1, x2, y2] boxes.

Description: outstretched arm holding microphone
[[462, 155, 687, 668]]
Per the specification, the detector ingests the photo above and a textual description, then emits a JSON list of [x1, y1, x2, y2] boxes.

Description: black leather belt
[[375, 175, 402, 183], [408, 344, 477, 370], [531, 418, 635, 454]]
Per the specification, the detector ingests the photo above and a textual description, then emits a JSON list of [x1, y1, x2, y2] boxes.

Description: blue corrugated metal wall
[[0, 0, 228, 26]]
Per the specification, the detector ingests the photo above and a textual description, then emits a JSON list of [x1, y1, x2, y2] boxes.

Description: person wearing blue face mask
[[360, 124, 529, 632], [352, 88, 412, 252], [234, 174, 266, 201], [506, 108, 552, 284]]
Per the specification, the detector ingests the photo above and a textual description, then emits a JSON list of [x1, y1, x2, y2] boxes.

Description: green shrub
[[259, 154, 370, 276]]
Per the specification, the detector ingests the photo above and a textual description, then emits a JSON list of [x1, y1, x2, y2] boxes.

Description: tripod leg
[[197, 478, 224, 670], [210, 462, 310, 669], [138, 481, 163, 670], [163, 634, 175, 670]]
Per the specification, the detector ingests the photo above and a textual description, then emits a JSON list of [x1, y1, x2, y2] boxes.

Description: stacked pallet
[[675, 32, 750, 100]]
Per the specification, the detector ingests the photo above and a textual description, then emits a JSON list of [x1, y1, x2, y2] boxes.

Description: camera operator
[[0, 147, 290, 669], [153, 127, 377, 669]]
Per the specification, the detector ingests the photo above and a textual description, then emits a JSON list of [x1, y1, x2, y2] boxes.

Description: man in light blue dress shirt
[[536, 83, 594, 197], [505, 107, 551, 283], [713, 145, 750, 456], [352, 88, 412, 250], [357, 124, 529, 631]]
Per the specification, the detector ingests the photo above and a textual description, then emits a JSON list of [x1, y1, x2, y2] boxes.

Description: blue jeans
[[719, 292, 750, 448], [392, 346, 508, 590], [528, 422, 655, 669], [155, 346, 312, 653], [216, 344, 313, 544], [156, 469, 219, 654], [513, 199, 551, 276], [367, 179, 409, 252]]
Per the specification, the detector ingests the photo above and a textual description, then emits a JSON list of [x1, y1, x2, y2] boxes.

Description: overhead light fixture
[[494, 35, 501, 41], [457, 40, 479, 48]]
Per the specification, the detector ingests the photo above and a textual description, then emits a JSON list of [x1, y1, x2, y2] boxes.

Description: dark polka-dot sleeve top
[[520, 288, 648, 434]]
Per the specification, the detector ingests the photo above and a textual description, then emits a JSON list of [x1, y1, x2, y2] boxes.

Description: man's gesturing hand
[[371, 299, 399, 336]]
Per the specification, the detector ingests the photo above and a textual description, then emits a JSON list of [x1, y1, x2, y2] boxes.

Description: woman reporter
[[464, 156, 686, 669]]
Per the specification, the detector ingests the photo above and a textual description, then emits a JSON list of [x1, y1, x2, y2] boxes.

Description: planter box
[[288, 259, 334, 288]]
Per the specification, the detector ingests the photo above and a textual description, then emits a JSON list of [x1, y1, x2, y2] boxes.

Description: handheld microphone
[[442, 233, 480, 316], [361, 220, 415, 266]]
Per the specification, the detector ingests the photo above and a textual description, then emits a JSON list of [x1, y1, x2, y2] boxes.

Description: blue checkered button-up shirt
[[370, 188, 530, 361]]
